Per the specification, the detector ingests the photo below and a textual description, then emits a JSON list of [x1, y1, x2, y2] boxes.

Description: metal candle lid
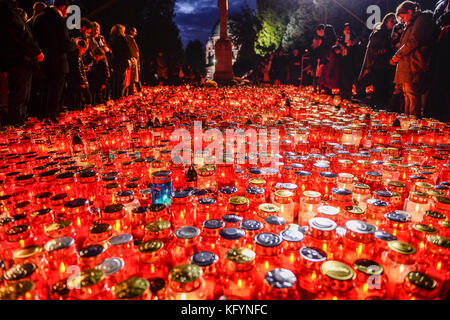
[[385, 211, 410, 223], [346, 220, 377, 234], [67, 269, 105, 289], [406, 271, 437, 290], [175, 226, 200, 240], [198, 197, 216, 205], [309, 217, 337, 232], [258, 203, 280, 214], [78, 245, 105, 258], [96, 258, 124, 276], [299, 247, 327, 263], [240, 220, 263, 231], [225, 247, 256, 264], [108, 234, 133, 246], [191, 251, 219, 267], [375, 230, 397, 242], [203, 219, 225, 229], [317, 206, 340, 217], [222, 214, 243, 223], [219, 186, 238, 194], [255, 233, 282, 247], [280, 229, 304, 242], [4, 263, 37, 281], [321, 260, 355, 281], [219, 227, 246, 240], [113, 277, 149, 300], [169, 264, 202, 284], [64, 198, 89, 208], [353, 259, 384, 276], [265, 216, 286, 226], [44, 237, 75, 252], [246, 187, 265, 195], [265, 268, 297, 289]]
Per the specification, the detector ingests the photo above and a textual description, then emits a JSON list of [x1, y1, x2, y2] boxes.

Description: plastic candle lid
[[280, 229, 304, 242], [44, 237, 75, 252], [113, 277, 149, 299], [265, 216, 286, 226], [240, 220, 263, 231], [96, 258, 124, 276], [203, 219, 226, 229], [265, 268, 297, 289], [4, 263, 37, 281], [255, 233, 282, 247], [78, 245, 105, 258], [175, 226, 200, 239], [219, 227, 246, 240], [191, 251, 218, 267], [299, 247, 327, 262], [108, 234, 133, 246]]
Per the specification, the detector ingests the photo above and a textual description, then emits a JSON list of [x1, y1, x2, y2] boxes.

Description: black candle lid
[[78, 245, 104, 258], [222, 214, 243, 224], [265, 216, 286, 226], [240, 220, 263, 231], [4, 263, 37, 281], [203, 219, 225, 229], [191, 251, 218, 267], [64, 198, 89, 208], [175, 226, 200, 239]]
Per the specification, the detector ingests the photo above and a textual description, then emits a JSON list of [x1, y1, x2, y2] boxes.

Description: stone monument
[[214, 0, 234, 84]]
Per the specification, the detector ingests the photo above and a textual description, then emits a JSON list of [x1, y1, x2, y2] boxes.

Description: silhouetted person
[[126, 27, 141, 94], [0, 0, 44, 126], [88, 48, 109, 106], [32, 0, 76, 122], [66, 39, 91, 110]]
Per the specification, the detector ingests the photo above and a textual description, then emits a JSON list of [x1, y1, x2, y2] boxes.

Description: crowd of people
[[0, 0, 449, 127], [252, 1, 449, 122], [0, 0, 205, 127]]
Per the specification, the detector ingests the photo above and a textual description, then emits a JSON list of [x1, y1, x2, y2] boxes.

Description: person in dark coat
[[425, 0, 450, 122], [338, 23, 360, 100], [31, 0, 77, 122], [390, 1, 436, 117], [66, 39, 91, 110], [358, 13, 397, 108], [109, 24, 131, 100], [88, 48, 109, 106], [26, 2, 47, 28], [288, 49, 302, 86], [125, 27, 141, 94], [0, 0, 44, 126], [317, 24, 337, 94], [270, 50, 288, 85]]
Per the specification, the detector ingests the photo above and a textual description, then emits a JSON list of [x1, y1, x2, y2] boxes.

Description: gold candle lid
[[13, 245, 43, 260], [353, 259, 383, 276], [321, 260, 355, 281], [439, 220, 450, 229], [258, 203, 279, 214], [248, 178, 266, 185], [145, 220, 171, 232], [138, 240, 164, 253], [225, 247, 256, 264], [113, 277, 149, 300], [228, 196, 249, 206], [67, 269, 105, 289], [412, 223, 439, 234], [0, 280, 35, 300], [388, 241, 417, 255], [427, 235, 450, 249], [169, 264, 203, 292]]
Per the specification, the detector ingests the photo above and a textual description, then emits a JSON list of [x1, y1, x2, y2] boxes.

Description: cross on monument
[[214, 0, 234, 84]]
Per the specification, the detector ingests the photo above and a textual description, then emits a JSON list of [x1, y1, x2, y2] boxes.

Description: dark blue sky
[[174, 0, 257, 47]]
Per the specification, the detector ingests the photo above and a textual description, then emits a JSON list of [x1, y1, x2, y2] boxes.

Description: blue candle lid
[[265, 268, 297, 289], [248, 168, 262, 175], [332, 188, 352, 196], [132, 207, 147, 214], [175, 226, 200, 239], [366, 199, 389, 207], [64, 198, 89, 208], [108, 234, 133, 246], [294, 171, 312, 177], [191, 251, 218, 267], [192, 189, 208, 197], [219, 227, 245, 240], [385, 211, 410, 223], [255, 233, 282, 247], [265, 216, 286, 226], [246, 187, 264, 195], [198, 197, 216, 205], [222, 214, 243, 223], [219, 186, 237, 194], [116, 190, 134, 197], [172, 190, 190, 198], [203, 219, 225, 229], [374, 190, 393, 198], [240, 220, 263, 231], [375, 230, 397, 241], [79, 245, 104, 258], [96, 258, 124, 276], [102, 175, 117, 182]]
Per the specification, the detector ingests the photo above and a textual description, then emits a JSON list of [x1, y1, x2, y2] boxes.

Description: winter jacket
[[88, 59, 109, 90], [359, 28, 393, 80], [110, 35, 131, 70], [0, 0, 41, 70], [31, 7, 77, 76], [393, 11, 436, 85]]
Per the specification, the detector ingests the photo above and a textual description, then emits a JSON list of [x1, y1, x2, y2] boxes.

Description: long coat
[[393, 11, 436, 87], [0, 0, 41, 69], [31, 7, 76, 76]]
